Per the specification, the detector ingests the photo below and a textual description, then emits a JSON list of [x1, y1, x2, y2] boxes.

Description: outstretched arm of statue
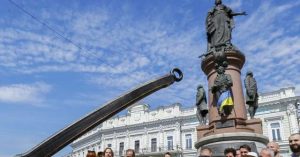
[[231, 11, 247, 16]]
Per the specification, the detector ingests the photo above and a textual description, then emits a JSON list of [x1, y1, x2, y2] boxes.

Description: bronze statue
[[196, 84, 208, 125], [206, 0, 246, 52], [244, 71, 258, 119], [211, 66, 233, 116]]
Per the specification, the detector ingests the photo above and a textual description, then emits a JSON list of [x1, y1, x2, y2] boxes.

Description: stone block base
[[195, 132, 269, 157], [196, 118, 263, 139]]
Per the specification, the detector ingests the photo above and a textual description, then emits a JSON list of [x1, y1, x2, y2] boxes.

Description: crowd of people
[[85, 148, 172, 157], [200, 133, 300, 157], [85, 133, 300, 157]]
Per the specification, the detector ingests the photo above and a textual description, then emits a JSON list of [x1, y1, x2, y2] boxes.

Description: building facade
[[67, 87, 299, 157], [69, 103, 198, 157], [256, 87, 299, 156]]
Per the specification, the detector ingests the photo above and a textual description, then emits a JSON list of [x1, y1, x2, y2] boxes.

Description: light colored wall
[[69, 87, 298, 157]]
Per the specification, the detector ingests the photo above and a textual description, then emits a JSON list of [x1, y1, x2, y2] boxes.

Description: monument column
[[195, 0, 269, 156], [202, 50, 248, 125]]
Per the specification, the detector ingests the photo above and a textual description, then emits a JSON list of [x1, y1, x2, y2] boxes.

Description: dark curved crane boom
[[16, 68, 183, 157]]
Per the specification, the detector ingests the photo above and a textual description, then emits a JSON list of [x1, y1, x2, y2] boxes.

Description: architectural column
[[101, 136, 105, 150], [176, 122, 181, 149], [159, 125, 164, 151], [143, 127, 148, 152], [126, 129, 130, 149], [287, 103, 299, 133], [114, 131, 117, 153]]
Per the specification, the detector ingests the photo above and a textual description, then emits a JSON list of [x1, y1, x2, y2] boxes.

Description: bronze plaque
[[216, 119, 235, 129]]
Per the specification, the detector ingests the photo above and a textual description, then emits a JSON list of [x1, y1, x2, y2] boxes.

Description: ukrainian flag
[[217, 90, 233, 112]]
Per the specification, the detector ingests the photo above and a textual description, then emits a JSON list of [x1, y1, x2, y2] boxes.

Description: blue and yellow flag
[[217, 90, 233, 112]]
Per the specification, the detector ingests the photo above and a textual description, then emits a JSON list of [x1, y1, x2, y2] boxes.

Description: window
[[119, 142, 124, 156], [185, 134, 192, 149], [271, 122, 282, 141], [151, 138, 157, 152], [135, 140, 140, 153], [167, 136, 173, 150], [107, 144, 112, 148]]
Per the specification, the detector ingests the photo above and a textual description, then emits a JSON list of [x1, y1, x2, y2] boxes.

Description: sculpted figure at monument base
[[244, 71, 258, 119], [196, 84, 209, 125], [211, 66, 233, 116]]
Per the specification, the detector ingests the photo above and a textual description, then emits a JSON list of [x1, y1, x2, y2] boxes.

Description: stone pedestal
[[195, 132, 269, 157], [199, 50, 264, 136], [196, 49, 269, 155], [196, 118, 264, 138], [201, 50, 247, 127]]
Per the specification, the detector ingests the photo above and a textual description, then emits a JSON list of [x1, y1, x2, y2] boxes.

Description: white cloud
[[0, 82, 51, 105], [227, 0, 243, 10], [1, 0, 299, 106], [0, 5, 203, 102], [231, 1, 300, 94], [0, 15, 156, 74], [90, 71, 150, 88]]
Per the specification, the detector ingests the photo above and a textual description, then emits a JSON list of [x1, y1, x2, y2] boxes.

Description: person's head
[[86, 150, 96, 157], [200, 148, 212, 157], [259, 148, 274, 157], [97, 151, 104, 157], [289, 133, 300, 154], [126, 149, 135, 157], [215, 0, 222, 5], [164, 152, 172, 157], [236, 149, 241, 157], [267, 141, 279, 156], [197, 85, 203, 90], [246, 71, 253, 76], [104, 147, 114, 157], [224, 148, 236, 157], [239, 145, 251, 157]]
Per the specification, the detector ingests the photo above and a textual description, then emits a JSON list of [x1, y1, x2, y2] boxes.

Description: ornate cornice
[[259, 96, 299, 107], [264, 115, 284, 122], [72, 114, 197, 146]]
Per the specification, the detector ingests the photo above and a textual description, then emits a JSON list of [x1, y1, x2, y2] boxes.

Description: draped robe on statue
[[206, 4, 234, 50]]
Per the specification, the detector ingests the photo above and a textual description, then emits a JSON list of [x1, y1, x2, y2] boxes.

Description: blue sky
[[0, 0, 300, 156]]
